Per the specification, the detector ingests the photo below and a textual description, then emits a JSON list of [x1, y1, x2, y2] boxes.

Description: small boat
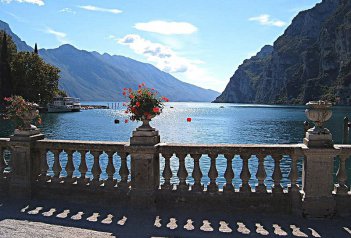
[[47, 97, 81, 113]]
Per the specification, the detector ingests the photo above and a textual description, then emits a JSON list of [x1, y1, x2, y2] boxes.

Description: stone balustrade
[[158, 144, 304, 194], [0, 113, 350, 217], [34, 140, 130, 191]]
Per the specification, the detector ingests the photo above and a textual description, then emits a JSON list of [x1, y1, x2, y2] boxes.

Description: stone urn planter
[[4, 96, 42, 138], [304, 100, 333, 147], [305, 100, 332, 134]]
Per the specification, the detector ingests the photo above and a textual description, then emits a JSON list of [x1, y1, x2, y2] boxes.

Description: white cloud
[[59, 8, 76, 14], [46, 28, 69, 44], [249, 14, 286, 27], [79, 5, 122, 14], [117, 34, 223, 91], [118, 34, 189, 73], [1, 0, 44, 6], [134, 21, 198, 35]]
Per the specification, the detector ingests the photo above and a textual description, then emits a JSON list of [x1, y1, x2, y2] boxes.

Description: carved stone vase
[[14, 109, 40, 137], [304, 100, 333, 147]]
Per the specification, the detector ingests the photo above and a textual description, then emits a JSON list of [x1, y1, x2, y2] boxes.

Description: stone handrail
[[33, 139, 130, 191], [157, 143, 304, 194]]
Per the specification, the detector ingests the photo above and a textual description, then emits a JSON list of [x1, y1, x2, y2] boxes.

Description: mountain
[[0, 21, 32, 52], [214, 0, 351, 105], [0, 20, 219, 102]]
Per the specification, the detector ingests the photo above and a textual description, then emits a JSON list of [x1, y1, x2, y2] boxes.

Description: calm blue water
[[1, 102, 351, 188]]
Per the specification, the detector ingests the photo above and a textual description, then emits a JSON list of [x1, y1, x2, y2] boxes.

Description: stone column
[[302, 101, 336, 218], [126, 119, 160, 206], [9, 129, 44, 200]]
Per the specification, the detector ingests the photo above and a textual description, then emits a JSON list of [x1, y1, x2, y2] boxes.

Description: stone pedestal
[[9, 130, 44, 200], [302, 148, 336, 218], [302, 100, 336, 218], [303, 129, 334, 148], [127, 120, 160, 207]]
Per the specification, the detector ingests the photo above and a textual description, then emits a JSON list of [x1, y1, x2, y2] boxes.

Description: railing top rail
[[0, 138, 10, 147], [35, 139, 128, 152], [157, 143, 305, 156], [334, 144, 351, 155]]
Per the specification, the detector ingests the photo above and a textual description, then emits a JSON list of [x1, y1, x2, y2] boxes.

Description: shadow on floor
[[0, 198, 350, 238]]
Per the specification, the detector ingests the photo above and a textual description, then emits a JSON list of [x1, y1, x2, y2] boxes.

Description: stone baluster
[[65, 149, 75, 184], [191, 154, 203, 192], [207, 153, 219, 193], [0, 147, 5, 181], [335, 154, 349, 195], [288, 154, 299, 193], [272, 154, 283, 193], [52, 149, 62, 183], [161, 154, 173, 190], [176, 153, 189, 191], [118, 152, 129, 191], [223, 153, 234, 193], [39, 149, 48, 182], [78, 150, 88, 186], [105, 151, 116, 189], [91, 150, 102, 187], [256, 154, 267, 193], [240, 154, 251, 192]]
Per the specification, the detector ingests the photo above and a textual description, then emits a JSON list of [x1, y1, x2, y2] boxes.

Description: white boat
[[47, 97, 81, 113]]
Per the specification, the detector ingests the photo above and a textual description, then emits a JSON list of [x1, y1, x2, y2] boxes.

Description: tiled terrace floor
[[0, 198, 350, 238]]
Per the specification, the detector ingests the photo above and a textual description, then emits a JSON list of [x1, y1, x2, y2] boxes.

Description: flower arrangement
[[3, 95, 41, 130], [123, 83, 169, 122]]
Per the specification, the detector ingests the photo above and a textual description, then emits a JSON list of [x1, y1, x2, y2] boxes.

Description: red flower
[[187, 117, 192, 122], [129, 88, 132, 93], [122, 91, 126, 96], [124, 110, 128, 114], [129, 94, 135, 99], [136, 102, 141, 107], [153, 107, 160, 113], [162, 96, 169, 102], [125, 119, 129, 123], [123, 88, 127, 91]]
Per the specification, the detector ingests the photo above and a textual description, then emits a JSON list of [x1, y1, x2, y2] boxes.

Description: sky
[[0, 0, 322, 92]]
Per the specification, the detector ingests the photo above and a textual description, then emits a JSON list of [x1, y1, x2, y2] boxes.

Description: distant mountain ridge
[[214, 0, 351, 104], [0, 20, 219, 102]]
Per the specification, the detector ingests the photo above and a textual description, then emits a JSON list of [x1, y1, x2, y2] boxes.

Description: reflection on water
[[1, 102, 351, 187], [2, 102, 350, 144]]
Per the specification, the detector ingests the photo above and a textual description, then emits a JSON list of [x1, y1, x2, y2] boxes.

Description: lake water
[[1, 102, 351, 188]]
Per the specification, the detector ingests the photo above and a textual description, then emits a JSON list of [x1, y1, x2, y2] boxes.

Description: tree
[[0, 31, 16, 100], [0, 31, 17, 62], [0, 33, 64, 106], [11, 52, 61, 105], [34, 43, 38, 54]]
